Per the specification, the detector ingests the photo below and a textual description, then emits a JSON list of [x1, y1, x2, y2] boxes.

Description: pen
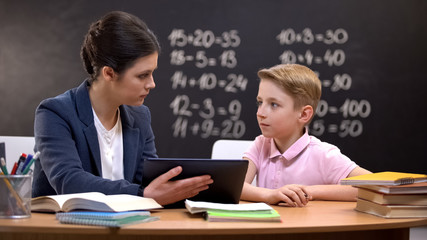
[[22, 151, 40, 175], [15, 153, 27, 175], [11, 162, 18, 175], [0, 157, 9, 175], [18, 154, 33, 175]]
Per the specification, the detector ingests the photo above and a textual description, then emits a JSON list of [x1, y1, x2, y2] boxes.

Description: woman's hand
[[266, 184, 311, 207], [143, 166, 213, 205]]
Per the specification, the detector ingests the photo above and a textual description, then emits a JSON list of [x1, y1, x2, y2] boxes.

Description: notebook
[[340, 172, 427, 186], [185, 200, 281, 222], [142, 158, 249, 207], [56, 211, 159, 227]]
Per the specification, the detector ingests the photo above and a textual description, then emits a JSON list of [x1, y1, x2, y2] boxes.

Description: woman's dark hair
[[80, 11, 160, 84]]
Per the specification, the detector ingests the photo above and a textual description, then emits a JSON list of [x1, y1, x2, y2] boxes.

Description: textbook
[[340, 172, 427, 186], [56, 211, 159, 227], [356, 182, 427, 194], [355, 198, 427, 218], [31, 192, 162, 213], [357, 188, 427, 205], [185, 199, 281, 222]]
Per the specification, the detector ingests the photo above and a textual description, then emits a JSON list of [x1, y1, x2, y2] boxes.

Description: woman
[[32, 11, 212, 205]]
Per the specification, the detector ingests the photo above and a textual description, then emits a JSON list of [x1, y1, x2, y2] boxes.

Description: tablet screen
[[142, 158, 248, 206]]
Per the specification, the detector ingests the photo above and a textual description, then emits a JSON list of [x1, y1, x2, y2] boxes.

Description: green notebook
[[185, 199, 281, 222], [205, 209, 281, 222]]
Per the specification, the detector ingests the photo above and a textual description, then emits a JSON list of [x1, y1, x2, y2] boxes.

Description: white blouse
[[93, 108, 124, 180]]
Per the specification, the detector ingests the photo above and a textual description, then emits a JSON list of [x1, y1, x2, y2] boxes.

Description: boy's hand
[[266, 184, 311, 207]]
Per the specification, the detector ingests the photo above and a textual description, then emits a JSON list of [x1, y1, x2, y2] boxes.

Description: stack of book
[[341, 172, 427, 218], [185, 199, 281, 222]]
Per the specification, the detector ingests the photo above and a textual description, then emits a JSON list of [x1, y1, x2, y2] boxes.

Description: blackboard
[[0, 0, 426, 173]]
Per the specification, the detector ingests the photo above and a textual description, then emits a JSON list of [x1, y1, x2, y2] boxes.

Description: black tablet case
[[142, 158, 248, 207]]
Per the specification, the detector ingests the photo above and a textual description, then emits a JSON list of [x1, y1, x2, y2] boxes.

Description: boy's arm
[[241, 158, 309, 206], [242, 182, 309, 207], [241, 158, 266, 202], [243, 157, 257, 184], [347, 166, 372, 177], [305, 166, 372, 201], [305, 184, 358, 201]]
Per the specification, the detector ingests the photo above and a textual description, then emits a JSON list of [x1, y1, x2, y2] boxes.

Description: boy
[[241, 64, 370, 207]]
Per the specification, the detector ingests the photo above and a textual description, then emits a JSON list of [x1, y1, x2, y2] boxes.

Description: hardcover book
[[357, 188, 427, 205], [355, 198, 427, 218], [356, 183, 427, 194]]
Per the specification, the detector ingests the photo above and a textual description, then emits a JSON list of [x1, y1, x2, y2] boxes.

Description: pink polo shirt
[[243, 131, 357, 189]]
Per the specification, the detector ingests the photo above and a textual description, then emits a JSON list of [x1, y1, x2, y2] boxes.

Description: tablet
[[142, 158, 248, 206]]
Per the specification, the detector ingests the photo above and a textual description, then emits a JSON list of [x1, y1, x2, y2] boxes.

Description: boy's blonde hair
[[257, 64, 322, 114]]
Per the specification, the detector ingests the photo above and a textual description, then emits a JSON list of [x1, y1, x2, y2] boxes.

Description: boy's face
[[256, 79, 302, 142]]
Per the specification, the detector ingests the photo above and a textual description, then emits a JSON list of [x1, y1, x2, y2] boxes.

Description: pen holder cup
[[0, 174, 32, 218]]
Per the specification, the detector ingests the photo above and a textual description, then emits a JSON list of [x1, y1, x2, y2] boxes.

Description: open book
[[31, 192, 162, 213]]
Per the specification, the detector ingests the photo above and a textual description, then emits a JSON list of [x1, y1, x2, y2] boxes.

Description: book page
[[31, 192, 106, 212], [33, 192, 161, 212], [102, 194, 162, 212], [52, 192, 106, 208]]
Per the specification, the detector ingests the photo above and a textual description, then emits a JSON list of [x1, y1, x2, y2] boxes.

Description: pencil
[[0, 157, 9, 175], [0, 172, 27, 213]]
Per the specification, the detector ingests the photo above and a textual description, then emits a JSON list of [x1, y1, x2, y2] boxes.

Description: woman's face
[[113, 52, 158, 106]]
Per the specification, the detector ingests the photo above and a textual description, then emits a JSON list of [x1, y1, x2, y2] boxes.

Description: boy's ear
[[299, 105, 314, 123], [100, 66, 116, 82]]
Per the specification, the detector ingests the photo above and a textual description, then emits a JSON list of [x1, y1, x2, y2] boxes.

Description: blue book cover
[[56, 211, 150, 220], [56, 211, 159, 227]]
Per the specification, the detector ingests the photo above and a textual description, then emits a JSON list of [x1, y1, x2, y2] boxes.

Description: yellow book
[[340, 172, 427, 186]]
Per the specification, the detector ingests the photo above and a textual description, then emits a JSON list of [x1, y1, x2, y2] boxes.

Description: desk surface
[[1, 201, 427, 239]]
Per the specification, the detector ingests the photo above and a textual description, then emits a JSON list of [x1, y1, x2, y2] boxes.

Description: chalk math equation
[[166, 28, 371, 139]]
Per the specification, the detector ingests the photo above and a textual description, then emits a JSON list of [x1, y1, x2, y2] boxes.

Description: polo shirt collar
[[268, 128, 310, 161]]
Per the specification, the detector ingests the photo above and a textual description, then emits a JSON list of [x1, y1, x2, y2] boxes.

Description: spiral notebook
[[340, 172, 427, 186], [56, 211, 159, 227]]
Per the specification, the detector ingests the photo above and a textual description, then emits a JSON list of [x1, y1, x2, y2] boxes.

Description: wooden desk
[[1, 201, 426, 240]]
